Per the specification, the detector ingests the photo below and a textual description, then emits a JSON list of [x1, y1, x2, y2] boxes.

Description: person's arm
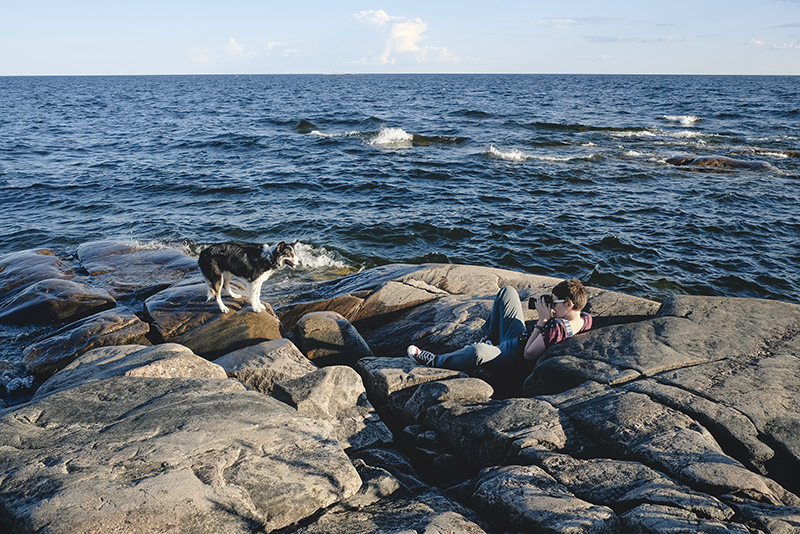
[[523, 324, 548, 362], [523, 295, 552, 362]]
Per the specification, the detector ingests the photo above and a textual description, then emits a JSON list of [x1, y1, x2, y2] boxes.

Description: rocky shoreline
[[1, 241, 799, 533]]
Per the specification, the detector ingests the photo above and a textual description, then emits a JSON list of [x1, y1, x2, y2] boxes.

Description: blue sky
[[2, 0, 799, 75]]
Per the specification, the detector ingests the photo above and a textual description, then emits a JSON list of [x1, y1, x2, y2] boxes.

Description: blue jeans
[[435, 286, 526, 372]]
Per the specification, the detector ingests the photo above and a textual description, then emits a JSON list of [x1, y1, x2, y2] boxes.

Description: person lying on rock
[[407, 279, 592, 372]]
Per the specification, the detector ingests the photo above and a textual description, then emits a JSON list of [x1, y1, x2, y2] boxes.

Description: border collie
[[198, 241, 297, 313]]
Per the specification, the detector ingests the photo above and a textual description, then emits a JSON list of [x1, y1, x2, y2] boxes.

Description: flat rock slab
[[22, 309, 151, 376], [77, 241, 198, 298], [0, 376, 361, 534], [145, 280, 283, 359], [32, 343, 228, 400]]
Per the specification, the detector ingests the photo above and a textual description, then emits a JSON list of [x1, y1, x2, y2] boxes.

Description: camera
[[529, 294, 553, 308]]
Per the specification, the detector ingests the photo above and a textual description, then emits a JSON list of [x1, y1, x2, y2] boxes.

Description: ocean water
[[1, 74, 799, 395]]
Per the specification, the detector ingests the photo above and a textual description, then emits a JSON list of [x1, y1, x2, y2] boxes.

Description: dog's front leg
[[250, 280, 266, 312]]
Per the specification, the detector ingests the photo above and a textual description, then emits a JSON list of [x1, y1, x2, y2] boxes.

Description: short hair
[[553, 279, 588, 311]]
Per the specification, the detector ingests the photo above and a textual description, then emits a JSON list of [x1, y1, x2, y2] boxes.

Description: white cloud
[[749, 39, 764, 45], [355, 9, 400, 26], [530, 18, 577, 30], [355, 10, 459, 65], [225, 38, 257, 60], [772, 42, 800, 48]]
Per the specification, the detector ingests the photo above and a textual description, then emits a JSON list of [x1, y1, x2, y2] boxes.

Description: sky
[[2, 0, 799, 76]]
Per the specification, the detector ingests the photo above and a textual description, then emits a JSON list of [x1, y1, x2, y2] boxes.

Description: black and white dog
[[198, 241, 297, 313]]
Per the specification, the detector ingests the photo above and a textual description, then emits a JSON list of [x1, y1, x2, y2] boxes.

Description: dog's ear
[[276, 241, 286, 250]]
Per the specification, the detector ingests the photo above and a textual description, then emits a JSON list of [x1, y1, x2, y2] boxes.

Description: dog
[[198, 241, 297, 313]]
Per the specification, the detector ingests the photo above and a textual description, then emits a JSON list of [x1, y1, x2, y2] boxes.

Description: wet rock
[[144, 279, 283, 359], [77, 240, 198, 298], [0, 278, 115, 325], [0, 249, 70, 293], [213, 337, 317, 395], [0, 248, 116, 325], [273, 365, 393, 452], [293, 311, 373, 367], [22, 309, 150, 376], [32, 343, 228, 400], [666, 154, 779, 172], [0, 376, 361, 534]]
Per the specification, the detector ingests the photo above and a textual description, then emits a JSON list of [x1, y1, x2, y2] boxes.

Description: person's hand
[[534, 295, 553, 325]]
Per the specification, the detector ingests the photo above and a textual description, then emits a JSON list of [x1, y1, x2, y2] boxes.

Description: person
[[407, 279, 592, 373]]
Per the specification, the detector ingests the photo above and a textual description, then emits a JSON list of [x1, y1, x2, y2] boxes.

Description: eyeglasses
[[550, 299, 567, 305]]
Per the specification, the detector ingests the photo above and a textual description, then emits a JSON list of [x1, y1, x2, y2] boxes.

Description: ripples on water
[[1, 74, 799, 392]]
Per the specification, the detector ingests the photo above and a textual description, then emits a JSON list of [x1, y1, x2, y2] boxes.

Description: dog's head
[[264, 240, 298, 269]]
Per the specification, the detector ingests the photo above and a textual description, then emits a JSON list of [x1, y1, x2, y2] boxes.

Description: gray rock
[[404, 377, 494, 424], [525, 295, 800, 498], [22, 309, 151, 376], [472, 465, 619, 533], [272, 365, 393, 452], [424, 398, 579, 468], [293, 311, 374, 367], [545, 381, 787, 505], [282, 490, 489, 534], [355, 356, 466, 415], [276, 264, 660, 357], [620, 504, 750, 534], [726, 497, 800, 534], [77, 240, 198, 298], [144, 279, 284, 359], [213, 337, 318, 394], [0, 376, 361, 534], [32, 343, 228, 400], [533, 453, 734, 521]]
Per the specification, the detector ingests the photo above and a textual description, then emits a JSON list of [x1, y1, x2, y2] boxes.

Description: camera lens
[[541, 294, 553, 305]]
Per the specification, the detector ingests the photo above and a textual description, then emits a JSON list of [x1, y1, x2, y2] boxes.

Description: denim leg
[[482, 286, 527, 343], [438, 287, 526, 373], [437, 338, 521, 372]]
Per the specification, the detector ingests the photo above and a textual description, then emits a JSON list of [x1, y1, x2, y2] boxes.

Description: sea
[[1, 74, 799, 397]]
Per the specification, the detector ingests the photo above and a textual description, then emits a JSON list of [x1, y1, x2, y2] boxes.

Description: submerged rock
[[77, 240, 198, 298]]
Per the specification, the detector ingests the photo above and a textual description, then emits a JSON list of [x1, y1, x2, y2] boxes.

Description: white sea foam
[[663, 115, 702, 125], [672, 130, 706, 139], [610, 129, 659, 138], [311, 130, 362, 139], [369, 126, 414, 148], [488, 145, 597, 163], [488, 144, 531, 162], [293, 242, 350, 270]]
